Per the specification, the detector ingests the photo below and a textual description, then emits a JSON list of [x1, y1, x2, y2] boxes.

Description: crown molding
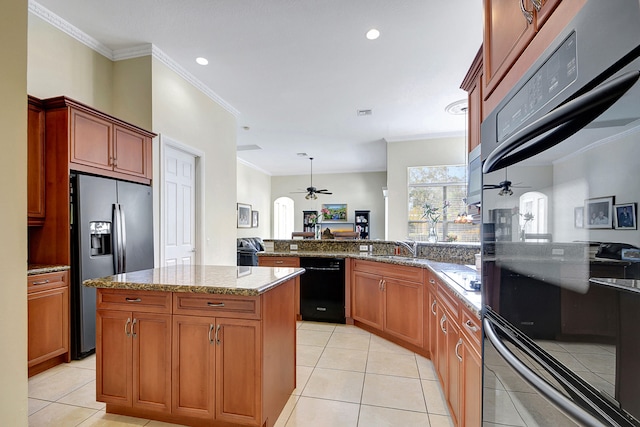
[[237, 157, 273, 176], [29, 0, 239, 117]]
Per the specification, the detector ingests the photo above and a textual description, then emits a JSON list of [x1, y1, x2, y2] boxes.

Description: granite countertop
[[260, 251, 482, 316], [83, 265, 305, 296], [28, 264, 71, 275]]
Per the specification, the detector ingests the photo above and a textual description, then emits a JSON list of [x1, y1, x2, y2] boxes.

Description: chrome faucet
[[396, 240, 418, 257]]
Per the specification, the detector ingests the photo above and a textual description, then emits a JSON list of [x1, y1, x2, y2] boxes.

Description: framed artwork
[[614, 203, 636, 229], [584, 196, 614, 229], [320, 223, 354, 234], [321, 204, 347, 221], [251, 210, 259, 228], [574, 207, 584, 228], [237, 203, 252, 228]]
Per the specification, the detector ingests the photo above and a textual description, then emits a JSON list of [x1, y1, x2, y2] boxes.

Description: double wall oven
[[480, 1, 640, 426]]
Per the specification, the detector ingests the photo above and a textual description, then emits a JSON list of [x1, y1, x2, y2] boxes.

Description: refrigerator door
[[116, 180, 154, 272], [75, 174, 118, 357]]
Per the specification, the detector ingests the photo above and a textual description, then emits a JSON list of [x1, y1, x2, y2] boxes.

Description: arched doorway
[[273, 197, 294, 239]]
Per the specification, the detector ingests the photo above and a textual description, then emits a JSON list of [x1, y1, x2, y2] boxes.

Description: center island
[[83, 264, 305, 427]]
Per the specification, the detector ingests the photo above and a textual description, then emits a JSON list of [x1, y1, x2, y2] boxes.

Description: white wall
[[1, 0, 28, 424], [237, 160, 272, 239], [271, 171, 387, 239], [387, 136, 465, 240]]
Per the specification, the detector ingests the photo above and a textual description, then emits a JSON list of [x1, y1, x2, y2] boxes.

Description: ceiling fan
[[291, 157, 332, 199], [483, 169, 530, 196]]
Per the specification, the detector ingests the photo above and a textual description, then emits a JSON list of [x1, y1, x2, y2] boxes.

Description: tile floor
[[28, 321, 452, 427]]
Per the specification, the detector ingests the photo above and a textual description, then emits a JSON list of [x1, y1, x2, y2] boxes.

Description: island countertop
[[83, 265, 305, 296]]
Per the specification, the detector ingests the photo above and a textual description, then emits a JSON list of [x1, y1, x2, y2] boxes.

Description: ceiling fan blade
[[483, 184, 502, 189], [317, 191, 333, 195]]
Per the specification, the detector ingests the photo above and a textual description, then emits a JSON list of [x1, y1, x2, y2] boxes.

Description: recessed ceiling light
[[366, 29, 380, 40], [196, 57, 209, 65]]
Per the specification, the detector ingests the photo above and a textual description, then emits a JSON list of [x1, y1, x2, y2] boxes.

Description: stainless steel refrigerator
[[70, 173, 154, 359]]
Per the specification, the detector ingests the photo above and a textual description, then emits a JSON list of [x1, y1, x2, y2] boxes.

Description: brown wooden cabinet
[[96, 289, 172, 413], [259, 256, 301, 320], [27, 270, 70, 376], [28, 96, 46, 225], [460, 48, 483, 154], [352, 260, 424, 347]]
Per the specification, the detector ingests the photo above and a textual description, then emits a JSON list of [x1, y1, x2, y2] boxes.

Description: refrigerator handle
[[120, 206, 127, 272], [113, 204, 123, 274]]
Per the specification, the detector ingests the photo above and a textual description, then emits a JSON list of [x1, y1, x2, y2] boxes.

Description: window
[[273, 197, 294, 239], [408, 165, 479, 242]]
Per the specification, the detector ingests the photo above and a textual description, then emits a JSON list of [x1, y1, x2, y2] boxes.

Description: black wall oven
[[481, 1, 640, 426]]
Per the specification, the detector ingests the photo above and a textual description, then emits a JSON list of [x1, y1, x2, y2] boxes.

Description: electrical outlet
[[290, 244, 298, 251], [359, 245, 369, 251], [552, 248, 564, 256]]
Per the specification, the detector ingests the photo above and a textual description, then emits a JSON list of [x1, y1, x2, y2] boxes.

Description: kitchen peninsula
[[83, 265, 304, 427]]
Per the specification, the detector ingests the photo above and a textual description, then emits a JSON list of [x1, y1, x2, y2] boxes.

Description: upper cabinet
[[28, 96, 46, 225], [44, 96, 155, 185], [482, 0, 583, 117], [460, 48, 483, 154]]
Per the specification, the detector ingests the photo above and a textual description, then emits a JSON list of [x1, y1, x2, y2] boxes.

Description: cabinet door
[[435, 305, 448, 388], [447, 321, 462, 425], [461, 338, 482, 427], [113, 125, 151, 179], [132, 312, 171, 413], [427, 290, 438, 360], [352, 271, 384, 331], [216, 318, 262, 426], [70, 108, 113, 171], [28, 286, 68, 366], [28, 100, 45, 223], [96, 309, 133, 406], [467, 70, 482, 152], [483, 0, 535, 97], [172, 315, 215, 419], [383, 277, 423, 347]]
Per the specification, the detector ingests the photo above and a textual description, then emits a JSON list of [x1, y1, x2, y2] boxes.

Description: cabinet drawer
[[354, 259, 424, 283], [173, 293, 261, 319], [460, 306, 481, 348], [28, 271, 68, 293], [437, 281, 459, 320], [97, 288, 171, 313], [259, 256, 299, 267]]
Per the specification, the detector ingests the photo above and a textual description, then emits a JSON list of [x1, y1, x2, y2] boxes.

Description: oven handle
[[303, 266, 341, 271], [483, 318, 607, 427], [483, 69, 640, 174]]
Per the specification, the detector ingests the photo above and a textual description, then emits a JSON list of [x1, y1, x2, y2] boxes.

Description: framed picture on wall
[[584, 196, 614, 229], [614, 203, 636, 229], [251, 210, 259, 228], [237, 203, 252, 228]]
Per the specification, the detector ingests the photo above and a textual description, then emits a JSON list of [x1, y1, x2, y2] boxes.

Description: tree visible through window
[[408, 165, 479, 242]]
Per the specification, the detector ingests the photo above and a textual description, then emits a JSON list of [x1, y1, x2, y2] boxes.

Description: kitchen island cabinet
[[85, 265, 303, 427]]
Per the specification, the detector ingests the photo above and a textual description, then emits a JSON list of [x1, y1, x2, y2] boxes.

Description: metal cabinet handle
[[429, 278, 436, 285], [32, 279, 50, 285], [531, 0, 542, 11], [208, 324, 215, 344], [131, 318, 137, 338], [455, 338, 463, 362], [520, 0, 533, 24], [431, 300, 437, 316], [215, 324, 221, 345], [440, 314, 447, 334], [465, 320, 478, 332], [275, 260, 284, 264], [207, 302, 225, 308], [124, 317, 131, 337], [125, 297, 142, 303], [378, 279, 383, 291], [381, 279, 386, 291]]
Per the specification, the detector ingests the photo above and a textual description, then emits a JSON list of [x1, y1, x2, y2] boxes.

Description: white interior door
[[164, 145, 196, 266]]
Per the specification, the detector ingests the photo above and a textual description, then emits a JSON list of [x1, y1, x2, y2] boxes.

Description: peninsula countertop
[[82, 265, 305, 296]]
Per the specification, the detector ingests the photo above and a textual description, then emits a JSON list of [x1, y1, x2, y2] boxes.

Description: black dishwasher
[[300, 257, 345, 323]]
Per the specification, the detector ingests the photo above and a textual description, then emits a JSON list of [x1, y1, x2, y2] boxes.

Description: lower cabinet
[[27, 270, 69, 376], [352, 260, 423, 347], [460, 335, 482, 427]]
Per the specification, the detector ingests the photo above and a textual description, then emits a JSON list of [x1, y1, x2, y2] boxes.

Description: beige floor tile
[[284, 396, 359, 427], [429, 413, 455, 427], [422, 379, 449, 415], [298, 321, 337, 333], [28, 366, 96, 402], [362, 373, 426, 413], [297, 344, 324, 367], [273, 394, 300, 427], [297, 329, 332, 347], [416, 354, 437, 380], [333, 324, 371, 335], [316, 347, 368, 372], [57, 380, 106, 410], [366, 351, 419, 378], [69, 354, 97, 370], [358, 404, 430, 427], [28, 363, 72, 386], [293, 365, 314, 395], [369, 334, 414, 355], [301, 367, 365, 403], [27, 402, 97, 427], [28, 398, 51, 416], [326, 332, 370, 351], [76, 410, 150, 426]]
